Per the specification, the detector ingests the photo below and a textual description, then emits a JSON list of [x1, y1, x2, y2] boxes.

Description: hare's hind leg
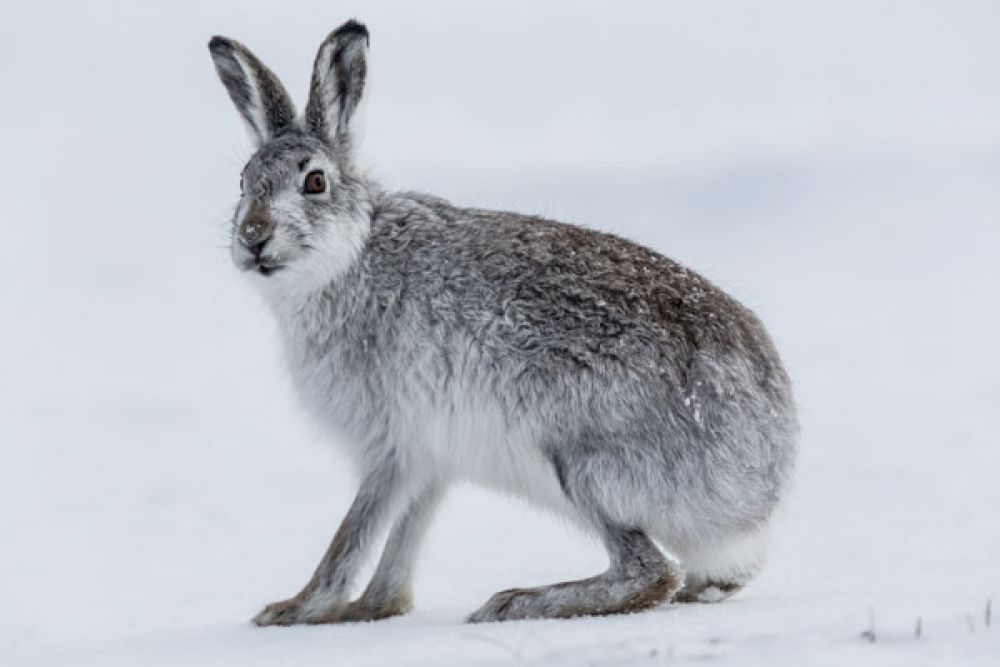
[[467, 523, 681, 623], [467, 449, 683, 623]]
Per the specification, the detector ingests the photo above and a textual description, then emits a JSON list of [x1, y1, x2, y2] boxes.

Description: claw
[[467, 588, 541, 623], [253, 598, 307, 626]]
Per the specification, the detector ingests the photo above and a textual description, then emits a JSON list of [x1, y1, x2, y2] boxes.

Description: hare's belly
[[416, 399, 576, 518], [455, 438, 574, 517]]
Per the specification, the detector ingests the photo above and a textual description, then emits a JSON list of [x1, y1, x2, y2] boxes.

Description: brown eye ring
[[304, 170, 326, 194]]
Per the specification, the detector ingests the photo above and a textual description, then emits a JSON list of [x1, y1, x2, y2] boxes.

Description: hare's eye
[[304, 170, 326, 194]]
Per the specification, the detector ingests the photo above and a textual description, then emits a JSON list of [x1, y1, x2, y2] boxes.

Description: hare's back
[[370, 195, 788, 396]]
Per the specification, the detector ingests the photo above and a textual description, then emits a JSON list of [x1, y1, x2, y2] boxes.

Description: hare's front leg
[[253, 462, 409, 626], [336, 484, 444, 622]]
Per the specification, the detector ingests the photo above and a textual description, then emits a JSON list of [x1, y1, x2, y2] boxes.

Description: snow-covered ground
[[2, 2, 998, 665]]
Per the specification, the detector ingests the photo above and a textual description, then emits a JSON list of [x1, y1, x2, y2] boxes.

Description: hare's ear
[[303, 20, 369, 152], [208, 36, 296, 146]]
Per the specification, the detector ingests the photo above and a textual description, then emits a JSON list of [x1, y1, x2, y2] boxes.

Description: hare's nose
[[239, 215, 274, 254]]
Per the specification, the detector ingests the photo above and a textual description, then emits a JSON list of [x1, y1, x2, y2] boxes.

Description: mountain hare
[[209, 20, 797, 626]]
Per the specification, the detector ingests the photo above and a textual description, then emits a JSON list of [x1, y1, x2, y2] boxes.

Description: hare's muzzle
[[238, 203, 275, 258]]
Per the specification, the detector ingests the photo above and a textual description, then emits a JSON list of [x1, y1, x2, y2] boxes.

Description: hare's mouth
[[257, 263, 285, 276], [238, 256, 287, 276]]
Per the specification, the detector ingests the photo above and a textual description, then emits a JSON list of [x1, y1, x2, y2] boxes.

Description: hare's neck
[[273, 255, 370, 338], [273, 262, 379, 449]]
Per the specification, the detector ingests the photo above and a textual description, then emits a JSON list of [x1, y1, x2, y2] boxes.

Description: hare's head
[[209, 21, 372, 294]]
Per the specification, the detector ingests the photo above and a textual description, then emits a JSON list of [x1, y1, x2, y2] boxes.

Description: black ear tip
[[208, 35, 232, 54], [332, 19, 369, 42]]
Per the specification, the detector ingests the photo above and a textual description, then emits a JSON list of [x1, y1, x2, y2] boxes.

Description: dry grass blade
[[861, 607, 877, 643]]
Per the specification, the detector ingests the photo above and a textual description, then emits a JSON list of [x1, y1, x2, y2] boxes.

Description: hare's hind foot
[[672, 579, 743, 603], [465, 566, 679, 623], [467, 527, 682, 623], [669, 529, 767, 604]]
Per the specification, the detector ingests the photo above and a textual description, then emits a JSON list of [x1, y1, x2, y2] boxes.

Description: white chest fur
[[277, 300, 572, 517]]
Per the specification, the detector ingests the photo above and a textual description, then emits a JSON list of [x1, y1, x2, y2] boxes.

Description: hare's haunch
[[209, 19, 797, 626]]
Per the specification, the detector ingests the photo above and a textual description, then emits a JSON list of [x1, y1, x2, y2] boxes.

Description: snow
[[2, 1, 999, 665]]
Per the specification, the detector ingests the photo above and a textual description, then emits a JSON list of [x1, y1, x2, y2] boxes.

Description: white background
[[1, 1, 998, 664]]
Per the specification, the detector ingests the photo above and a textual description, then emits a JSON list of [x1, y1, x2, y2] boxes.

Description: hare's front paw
[[252, 592, 344, 626], [253, 596, 310, 626], [337, 592, 413, 623]]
